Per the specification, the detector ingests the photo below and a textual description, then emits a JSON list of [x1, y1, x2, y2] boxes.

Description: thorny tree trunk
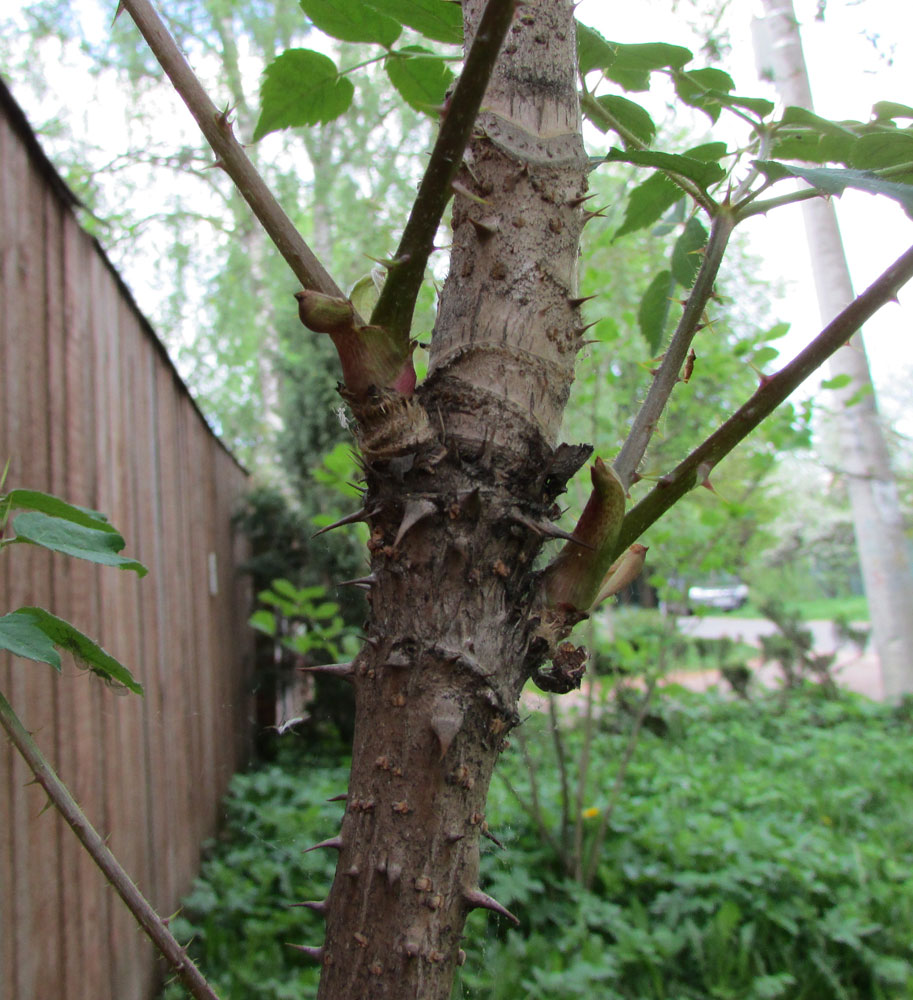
[[757, 0, 913, 700], [312, 2, 590, 997]]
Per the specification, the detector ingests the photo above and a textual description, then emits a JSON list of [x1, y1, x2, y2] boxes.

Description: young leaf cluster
[[0, 485, 146, 693], [255, 0, 462, 140]]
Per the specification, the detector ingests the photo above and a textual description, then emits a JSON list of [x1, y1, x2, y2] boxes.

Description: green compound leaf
[[606, 41, 693, 92], [364, 0, 462, 44], [0, 607, 143, 694], [604, 147, 726, 188], [1, 489, 119, 533], [299, 0, 402, 47], [671, 217, 709, 288], [639, 270, 674, 354], [11, 511, 147, 576], [385, 45, 455, 112], [755, 161, 913, 218], [254, 49, 355, 141]]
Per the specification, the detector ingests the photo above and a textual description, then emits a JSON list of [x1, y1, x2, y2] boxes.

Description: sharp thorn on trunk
[[287, 944, 324, 962], [312, 507, 371, 537], [393, 498, 437, 548], [303, 836, 344, 854], [298, 662, 355, 683], [463, 888, 520, 926], [290, 899, 329, 915], [338, 574, 377, 589]]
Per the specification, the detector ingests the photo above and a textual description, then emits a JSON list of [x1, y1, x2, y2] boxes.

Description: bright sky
[[4, 0, 912, 415]]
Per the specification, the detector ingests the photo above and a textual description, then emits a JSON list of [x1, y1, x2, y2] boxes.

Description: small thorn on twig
[[566, 192, 596, 208], [327, 792, 348, 802], [464, 888, 520, 926]]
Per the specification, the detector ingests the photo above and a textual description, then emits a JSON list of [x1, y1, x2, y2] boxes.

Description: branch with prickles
[[542, 458, 626, 611], [118, 0, 342, 299], [613, 209, 736, 489], [295, 290, 416, 397], [369, 0, 519, 340], [615, 240, 913, 555]]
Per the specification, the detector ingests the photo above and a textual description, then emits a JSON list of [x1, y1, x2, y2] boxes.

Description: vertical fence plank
[[1, 81, 254, 1000], [0, 110, 20, 1000]]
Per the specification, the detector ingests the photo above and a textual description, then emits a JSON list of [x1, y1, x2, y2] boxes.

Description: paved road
[[668, 615, 882, 699]]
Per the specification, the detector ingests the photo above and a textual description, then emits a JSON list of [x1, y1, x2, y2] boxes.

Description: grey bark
[[756, 0, 913, 700], [313, 2, 590, 997]]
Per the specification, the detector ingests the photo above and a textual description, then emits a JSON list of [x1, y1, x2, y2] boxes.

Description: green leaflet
[[254, 49, 355, 140], [604, 148, 726, 189], [298, 0, 401, 46], [576, 22, 692, 90], [385, 45, 454, 113], [639, 270, 674, 354], [872, 101, 913, 122], [590, 95, 656, 146], [1, 488, 119, 533], [671, 217, 709, 288], [614, 173, 682, 241], [0, 607, 143, 694], [10, 511, 147, 576], [820, 374, 853, 390], [576, 22, 616, 77], [755, 161, 913, 219], [364, 0, 462, 44]]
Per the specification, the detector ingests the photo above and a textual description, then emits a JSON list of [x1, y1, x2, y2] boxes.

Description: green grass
[[731, 594, 869, 622]]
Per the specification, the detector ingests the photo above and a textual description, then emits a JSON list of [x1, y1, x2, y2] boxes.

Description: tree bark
[[757, 0, 913, 700], [312, 2, 590, 997]]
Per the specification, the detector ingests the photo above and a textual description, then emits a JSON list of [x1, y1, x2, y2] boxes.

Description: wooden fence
[[0, 79, 255, 999]]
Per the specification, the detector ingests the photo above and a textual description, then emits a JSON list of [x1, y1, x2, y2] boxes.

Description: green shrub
[[464, 689, 913, 999], [160, 691, 913, 1000]]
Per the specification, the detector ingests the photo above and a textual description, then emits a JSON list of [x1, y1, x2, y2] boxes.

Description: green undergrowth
[[731, 595, 870, 622], [160, 690, 913, 1000]]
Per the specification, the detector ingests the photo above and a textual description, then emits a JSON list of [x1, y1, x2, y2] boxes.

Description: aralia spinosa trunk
[[290, 2, 635, 996]]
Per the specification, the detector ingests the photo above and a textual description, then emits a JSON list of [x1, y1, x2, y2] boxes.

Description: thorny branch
[[0, 691, 221, 1000], [118, 0, 345, 300], [614, 241, 913, 555], [613, 208, 737, 488], [370, 0, 519, 341]]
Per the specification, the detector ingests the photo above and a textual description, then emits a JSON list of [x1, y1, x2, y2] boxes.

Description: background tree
[[755, 0, 913, 699]]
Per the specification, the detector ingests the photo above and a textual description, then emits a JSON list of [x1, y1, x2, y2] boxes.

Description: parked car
[[688, 580, 750, 612]]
